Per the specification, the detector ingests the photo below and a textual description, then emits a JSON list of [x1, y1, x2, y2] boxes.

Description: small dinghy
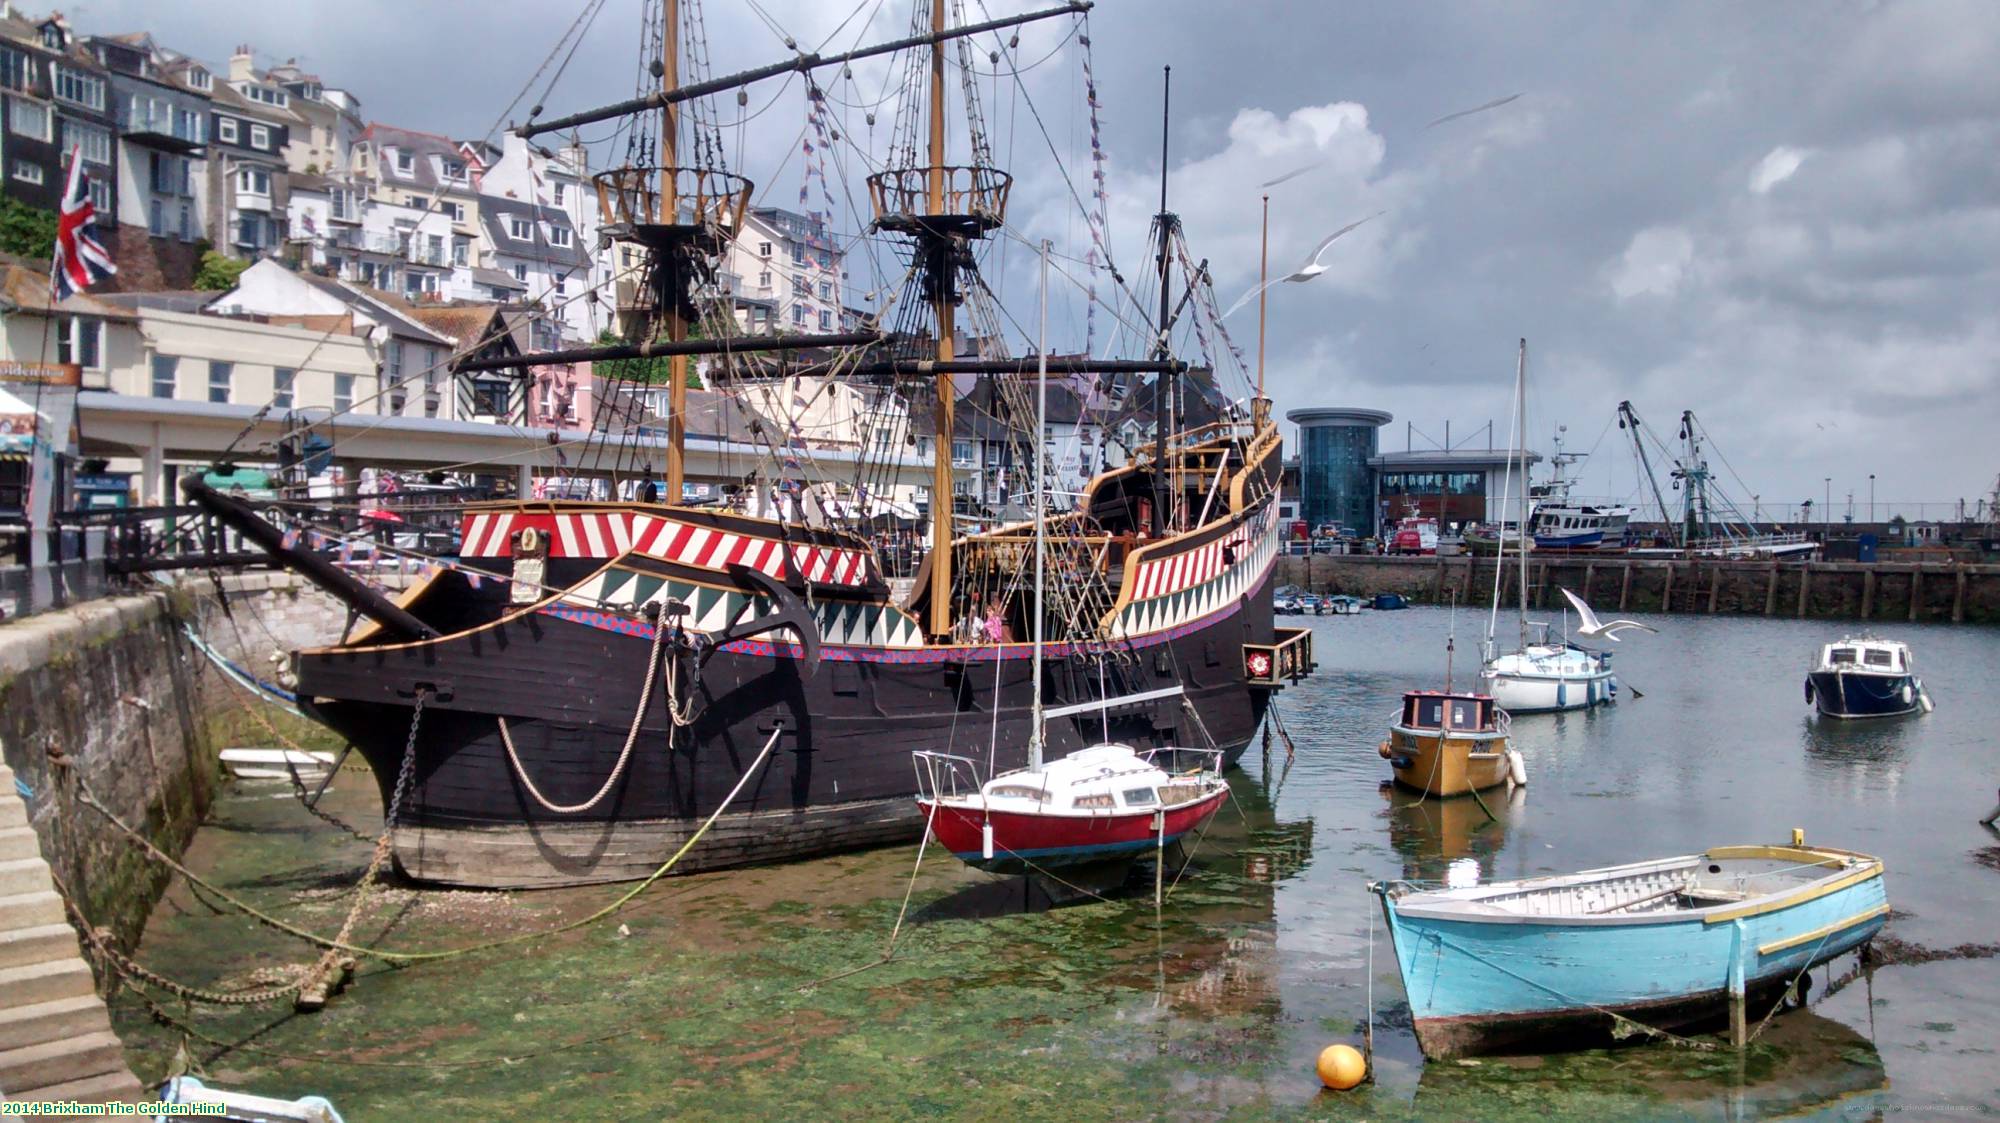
[[915, 743, 1229, 876], [1806, 635, 1929, 719], [1371, 835, 1888, 1057], [219, 747, 339, 782]]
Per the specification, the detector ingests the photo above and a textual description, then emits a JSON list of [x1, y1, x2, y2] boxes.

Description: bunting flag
[[51, 146, 116, 300], [1078, 23, 1108, 355], [338, 539, 353, 566], [281, 529, 300, 551]]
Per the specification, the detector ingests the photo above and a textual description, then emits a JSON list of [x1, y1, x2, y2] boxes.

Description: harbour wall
[[0, 573, 346, 946], [1276, 555, 2000, 625]]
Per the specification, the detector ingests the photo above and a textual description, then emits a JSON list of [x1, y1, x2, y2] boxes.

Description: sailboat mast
[[925, 0, 957, 637], [1516, 338, 1530, 648], [1150, 66, 1172, 536], [1031, 241, 1050, 770], [661, 0, 690, 503], [1256, 194, 1269, 425]]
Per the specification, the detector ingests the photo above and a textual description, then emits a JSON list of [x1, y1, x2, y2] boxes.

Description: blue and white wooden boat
[[1806, 636, 1928, 719], [1371, 838, 1888, 1057]]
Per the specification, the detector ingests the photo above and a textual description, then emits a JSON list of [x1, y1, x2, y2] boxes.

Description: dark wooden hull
[[299, 575, 1277, 887]]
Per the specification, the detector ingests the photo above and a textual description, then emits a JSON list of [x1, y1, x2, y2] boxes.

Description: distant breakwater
[[1276, 554, 2000, 625]]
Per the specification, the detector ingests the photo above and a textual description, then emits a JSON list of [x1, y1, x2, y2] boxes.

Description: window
[[39, 23, 61, 50], [547, 226, 572, 248], [393, 149, 414, 176], [0, 47, 36, 91], [818, 281, 832, 300], [791, 305, 804, 325], [174, 107, 201, 143], [208, 361, 232, 403], [10, 160, 42, 185], [819, 310, 831, 330], [552, 181, 567, 205], [442, 159, 465, 182], [236, 168, 271, 195], [216, 116, 238, 144], [553, 273, 567, 295], [330, 189, 352, 220], [439, 200, 464, 222], [790, 244, 804, 264], [387, 339, 405, 383], [506, 216, 531, 240], [757, 270, 771, 287], [151, 355, 177, 398], [249, 123, 269, 149], [1121, 788, 1159, 807], [273, 368, 295, 410], [245, 85, 288, 107], [511, 262, 527, 282], [88, 177, 110, 213], [56, 317, 100, 369], [186, 67, 211, 92], [791, 276, 808, 296], [758, 241, 772, 258], [9, 99, 49, 142], [148, 198, 165, 236], [1863, 648, 1894, 668], [333, 374, 354, 413], [51, 66, 104, 111], [236, 215, 263, 249], [451, 237, 468, 267], [951, 440, 974, 465], [149, 152, 173, 193]]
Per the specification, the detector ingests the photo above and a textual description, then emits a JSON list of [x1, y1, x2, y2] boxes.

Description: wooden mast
[[926, 0, 956, 636], [1256, 193, 1269, 429], [662, 0, 689, 504]]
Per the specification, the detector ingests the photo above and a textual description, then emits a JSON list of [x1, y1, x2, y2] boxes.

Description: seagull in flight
[[1223, 212, 1385, 317], [1561, 587, 1658, 642]]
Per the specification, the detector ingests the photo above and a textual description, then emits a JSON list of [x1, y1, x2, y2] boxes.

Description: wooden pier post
[[1462, 557, 1475, 603], [1909, 566, 1923, 622], [1707, 564, 1721, 614], [1583, 562, 1596, 603], [1797, 563, 1811, 618], [1860, 568, 1875, 621], [1661, 563, 1674, 614], [1618, 562, 1633, 612], [1434, 557, 1447, 603], [1764, 563, 1779, 617], [1953, 567, 1968, 624]]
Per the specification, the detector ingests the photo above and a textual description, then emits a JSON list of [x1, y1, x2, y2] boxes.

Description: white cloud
[[1748, 146, 1807, 194], [1607, 226, 1695, 300]]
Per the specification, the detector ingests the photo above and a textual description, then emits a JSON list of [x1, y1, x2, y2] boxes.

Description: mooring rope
[[497, 609, 671, 814]]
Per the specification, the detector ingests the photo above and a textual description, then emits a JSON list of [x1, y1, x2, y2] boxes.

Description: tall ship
[[191, 0, 1314, 887]]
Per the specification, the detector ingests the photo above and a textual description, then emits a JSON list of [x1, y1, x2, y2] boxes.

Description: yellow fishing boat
[[1378, 690, 1522, 798]]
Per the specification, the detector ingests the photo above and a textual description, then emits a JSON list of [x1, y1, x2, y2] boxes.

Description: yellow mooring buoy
[[1316, 1043, 1366, 1090]]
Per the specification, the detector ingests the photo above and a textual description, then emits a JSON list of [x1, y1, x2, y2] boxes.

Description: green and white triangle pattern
[[560, 565, 924, 649], [1110, 514, 1279, 640]]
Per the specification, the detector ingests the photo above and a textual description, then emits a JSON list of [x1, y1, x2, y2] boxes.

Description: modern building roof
[[1368, 447, 1542, 470], [1287, 406, 1393, 427]]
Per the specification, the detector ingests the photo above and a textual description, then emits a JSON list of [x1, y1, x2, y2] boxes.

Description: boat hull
[[1380, 852, 1889, 1058], [301, 573, 1275, 888], [918, 788, 1229, 875], [1383, 728, 1510, 798], [1806, 670, 1920, 719]]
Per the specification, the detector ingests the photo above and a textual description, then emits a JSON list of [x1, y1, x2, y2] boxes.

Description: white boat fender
[[1918, 680, 1934, 713], [1804, 679, 1815, 705], [1901, 683, 1913, 706], [1506, 748, 1528, 787], [981, 820, 994, 861]]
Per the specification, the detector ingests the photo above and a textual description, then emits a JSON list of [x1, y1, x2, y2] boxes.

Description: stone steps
[[0, 1031, 129, 1100], [0, 993, 110, 1052], [0, 762, 144, 1107], [0, 924, 81, 972]]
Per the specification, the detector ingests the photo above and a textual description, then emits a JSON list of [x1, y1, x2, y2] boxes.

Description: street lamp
[[1869, 474, 1875, 523], [1824, 477, 1831, 537]]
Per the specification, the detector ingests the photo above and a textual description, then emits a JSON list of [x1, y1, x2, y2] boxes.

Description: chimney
[[229, 45, 256, 83]]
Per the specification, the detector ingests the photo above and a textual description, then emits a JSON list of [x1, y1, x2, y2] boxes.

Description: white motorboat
[[1806, 636, 1930, 719]]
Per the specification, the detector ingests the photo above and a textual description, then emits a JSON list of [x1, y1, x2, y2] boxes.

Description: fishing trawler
[[190, 1, 1313, 888]]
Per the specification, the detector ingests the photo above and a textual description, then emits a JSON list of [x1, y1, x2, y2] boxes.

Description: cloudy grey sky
[[77, 0, 2000, 519]]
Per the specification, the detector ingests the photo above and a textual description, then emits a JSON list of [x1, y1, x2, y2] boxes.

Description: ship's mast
[[1256, 193, 1270, 431], [1030, 240, 1050, 770], [1516, 339, 1529, 649], [662, 0, 689, 503], [926, 0, 955, 637], [1150, 66, 1174, 537]]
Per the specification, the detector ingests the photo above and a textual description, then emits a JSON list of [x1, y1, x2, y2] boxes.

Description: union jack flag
[[51, 147, 116, 301]]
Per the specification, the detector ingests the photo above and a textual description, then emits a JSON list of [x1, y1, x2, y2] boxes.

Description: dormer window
[[38, 21, 62, 50], [506, 216, 531, 240], [244, 85, 288, 108], [551, 181, 567, 205], [547, 225, 572, 249], [393, 149, 414, 177], [442, 159, 466, 183], [187, 67, 212, 92]]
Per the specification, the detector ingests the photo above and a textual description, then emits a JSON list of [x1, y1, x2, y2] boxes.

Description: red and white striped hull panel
[[1109, 504, 1279, 640], [458, 509, 877, 590]]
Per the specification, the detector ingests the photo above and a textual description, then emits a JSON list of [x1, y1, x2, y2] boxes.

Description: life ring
[[518, 526, 542, 553]]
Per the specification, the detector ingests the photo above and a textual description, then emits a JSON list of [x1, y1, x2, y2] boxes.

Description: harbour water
[[113, 607, 1999, 1119]]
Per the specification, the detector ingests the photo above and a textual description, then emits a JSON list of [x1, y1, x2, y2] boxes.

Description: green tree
[[193, 250, 251, 291], [0, 196, 57, 260], [592, 328, 702, 388]]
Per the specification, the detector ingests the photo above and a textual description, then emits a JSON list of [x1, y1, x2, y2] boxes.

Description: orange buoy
[[1316, 1043, 1366, 1090]]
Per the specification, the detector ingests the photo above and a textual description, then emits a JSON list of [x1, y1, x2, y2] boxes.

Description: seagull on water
[[1223, 212, 1385, 318], [1560, 587, 1658, 642]]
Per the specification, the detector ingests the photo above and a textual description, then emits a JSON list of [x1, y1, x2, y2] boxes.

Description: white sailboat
[[1480, 340, 1617, 714]]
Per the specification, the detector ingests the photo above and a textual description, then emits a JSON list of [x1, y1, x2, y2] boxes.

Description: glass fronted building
[[1287, 407, 1391, 535]]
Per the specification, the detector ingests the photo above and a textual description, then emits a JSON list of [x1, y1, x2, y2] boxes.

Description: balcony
[[120, 105, 204, 154]]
